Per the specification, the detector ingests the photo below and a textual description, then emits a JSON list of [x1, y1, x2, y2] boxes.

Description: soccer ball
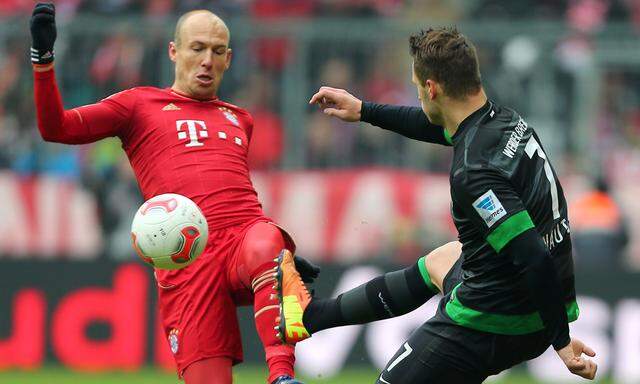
[[131, 193, 208, 270]]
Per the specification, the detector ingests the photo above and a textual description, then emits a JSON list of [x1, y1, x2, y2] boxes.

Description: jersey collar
[[168, 88, 219, 102], [451, 101, 492, 144]]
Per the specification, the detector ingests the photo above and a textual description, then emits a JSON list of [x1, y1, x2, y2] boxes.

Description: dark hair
[[409, 27, 482, 99]]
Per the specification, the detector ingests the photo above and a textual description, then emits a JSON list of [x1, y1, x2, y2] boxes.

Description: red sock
[[252, 265, 295, 383], [265, 344, 295, 383]]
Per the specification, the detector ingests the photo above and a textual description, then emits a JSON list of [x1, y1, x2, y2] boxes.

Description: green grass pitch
[[0, 366, 615, 383]]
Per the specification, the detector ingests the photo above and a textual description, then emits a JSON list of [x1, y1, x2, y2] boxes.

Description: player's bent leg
[[423, 241, 462, 293], [183, 357, 233, 384], [236, 221, 299, 384], [275, 241, 463, 343]]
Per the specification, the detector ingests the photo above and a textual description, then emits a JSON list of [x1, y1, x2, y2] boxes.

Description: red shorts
[[155, 218, 295, 376]]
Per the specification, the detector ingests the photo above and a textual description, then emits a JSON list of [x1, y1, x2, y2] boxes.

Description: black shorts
[[375, 258, 551, 384]]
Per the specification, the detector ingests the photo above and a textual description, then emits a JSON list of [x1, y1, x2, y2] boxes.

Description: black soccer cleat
[[271, 375, 304, 384]]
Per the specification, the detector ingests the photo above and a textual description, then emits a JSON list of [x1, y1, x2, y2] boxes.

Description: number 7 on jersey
[[524, 135, 561, 220]]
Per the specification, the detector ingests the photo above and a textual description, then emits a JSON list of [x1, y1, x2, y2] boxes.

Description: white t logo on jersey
[[176, 120, 208, 147]]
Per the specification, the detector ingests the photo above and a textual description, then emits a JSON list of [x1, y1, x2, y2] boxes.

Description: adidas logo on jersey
[[162, 103, 181, 111]]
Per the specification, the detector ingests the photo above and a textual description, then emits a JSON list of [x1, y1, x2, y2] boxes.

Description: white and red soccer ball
[[131, 193, 208, 270]]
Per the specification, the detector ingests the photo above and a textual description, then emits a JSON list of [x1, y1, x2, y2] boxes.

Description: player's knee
[[424, 241, 462, 292], [244, 237, 280, 263], [241, 223, 286, 271]]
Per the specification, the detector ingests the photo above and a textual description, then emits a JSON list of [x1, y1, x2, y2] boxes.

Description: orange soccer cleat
[[274, 249, 312, 344]]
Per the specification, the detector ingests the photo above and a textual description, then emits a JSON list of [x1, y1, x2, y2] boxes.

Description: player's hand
[[555, 338, 597, 380], [293, 255, 320, 284], [30, 3, 57, 65], [309, 86, 362, 122]]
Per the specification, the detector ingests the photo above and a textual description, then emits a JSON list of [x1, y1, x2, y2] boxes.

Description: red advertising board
[[1, 261, 639, 382]]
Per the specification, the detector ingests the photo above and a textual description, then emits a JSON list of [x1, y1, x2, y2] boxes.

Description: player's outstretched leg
[[276, 241, 461, 344], [237, 222, 302, 384]]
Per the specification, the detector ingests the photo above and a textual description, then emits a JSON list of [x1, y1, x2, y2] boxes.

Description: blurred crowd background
[[1, 0, 639, 268]]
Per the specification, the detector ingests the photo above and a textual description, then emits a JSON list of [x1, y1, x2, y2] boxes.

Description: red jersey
[[34, 69, 266, 231]]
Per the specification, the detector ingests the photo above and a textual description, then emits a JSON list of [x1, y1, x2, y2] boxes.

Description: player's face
[[412, 63, 444, 125], [169, 14, 232, 100]]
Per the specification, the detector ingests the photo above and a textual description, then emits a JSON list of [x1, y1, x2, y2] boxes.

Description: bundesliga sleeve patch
[[473, 189, 507, 228]]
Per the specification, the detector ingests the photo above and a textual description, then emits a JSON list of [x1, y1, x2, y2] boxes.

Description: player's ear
[[426, 79, 437, 100], [168, 41, 177, 63], [224, 48, 232, 70]]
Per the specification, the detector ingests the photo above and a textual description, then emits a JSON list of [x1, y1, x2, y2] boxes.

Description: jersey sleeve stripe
[[445, 283, 580, 335], [417, 256, 440, 294], [486, 210, 535, 253]]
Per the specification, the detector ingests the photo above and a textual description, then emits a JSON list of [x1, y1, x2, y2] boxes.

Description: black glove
[[293, 255, 320, 284], [30, 3, 56, 64]]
